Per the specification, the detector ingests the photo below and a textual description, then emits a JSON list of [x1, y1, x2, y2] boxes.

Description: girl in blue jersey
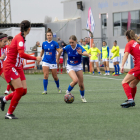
[[39, 28, 61, 94], [57, 35, 90, 102]]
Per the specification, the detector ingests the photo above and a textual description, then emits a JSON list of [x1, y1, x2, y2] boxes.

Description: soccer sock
[[98, 72, 100, 74], [61, 68, 63, 73], [122, 83, 133, 100], [5, 91, 16, 101], [105, 70, 107, 73], [93, 71, 94, 74], [57, 68, 59, 72], [108, 71, 110, 73], [22, 88, 27, 96], [131, 87, 137, 100], [6, 85, 11, 91], [8, 88, 24, 114], [114, 65, 117, 74], [43, 79, 48, 91], [117, 64, 120, 74], [55, 79, 59, 88], [67, 85, 74, 92], [80, 90, 85, 98]]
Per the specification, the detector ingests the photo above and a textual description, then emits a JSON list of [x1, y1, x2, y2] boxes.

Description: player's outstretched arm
[[56, 48, 63, 64], [121, 52, 129, 73]]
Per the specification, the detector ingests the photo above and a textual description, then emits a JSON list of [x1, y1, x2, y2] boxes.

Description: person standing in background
[[79, 39, 83, 45], [101, 41, 110, 75], [32, 41, 40, 57], [82, 40, 90, 74], [57, 37, 65, 48]]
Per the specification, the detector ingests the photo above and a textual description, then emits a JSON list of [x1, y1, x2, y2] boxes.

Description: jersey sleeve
[[55, 42, 60, 49], [125, 43, 131, 53], [63, 45, 69, 53], [17, 36, 25, 50], [42, 42, 44, 50], [97, 48, 101, 54], [111, 46, 116, 53], [107, 46, 109, 58], [87, 48, 91, 54]]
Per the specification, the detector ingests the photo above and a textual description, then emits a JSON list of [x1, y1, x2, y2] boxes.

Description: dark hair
[[114, 40, 117, 44], [103, 41, 107, 44], [0, 33, 8, 41], [69, 35, 77, 41], [47, 28, 53, 35], [8, 36, 13, 40], [20, 20, 31, 42], [125, 30, 140, 44]]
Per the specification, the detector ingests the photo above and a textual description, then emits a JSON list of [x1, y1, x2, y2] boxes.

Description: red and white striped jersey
[[0, 46, 6, 69]]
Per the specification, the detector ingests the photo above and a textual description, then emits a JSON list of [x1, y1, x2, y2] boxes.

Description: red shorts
[[3, 67, 26, 83], [128, 67, 140, 80], [0, 68, 3, 76], [59, 58, 63, 64]]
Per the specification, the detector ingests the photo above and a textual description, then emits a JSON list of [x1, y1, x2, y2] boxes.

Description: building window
[[113, 10, 140, 36]]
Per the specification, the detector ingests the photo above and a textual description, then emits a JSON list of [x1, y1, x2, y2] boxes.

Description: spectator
[[57, 37, 65, 48], [85, 37, 90, 45], [79, 39, 83, 45], [135, 34, 138, 39], [82, 40, 90, 74], [32, 41, 40, 57]]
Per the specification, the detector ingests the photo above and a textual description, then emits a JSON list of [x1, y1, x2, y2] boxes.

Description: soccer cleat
[[83, 72, 85, 74], [0, 96, 6, 111], [58, 88, 62, 93], [107, 73, 110, 76], [5, 114, 18, 119], [121, 100, 135, 108], [93, 73, 94, 75], [112, 74, 119, 76], [99, 73, 102, 75], [65, 90, 70, 95], [61, 73, 63, 74], [104, 73, 107, 76], [4, 90, 9, 95], [81, 98, 87, 103], [89, 72, 91, 74], [42, 91, 47, 95]]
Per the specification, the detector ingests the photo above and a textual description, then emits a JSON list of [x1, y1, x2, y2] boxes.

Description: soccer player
[[0, 20, 42, 119], [88, 43, 101, 75], [4, 36, 14, 95], [40, 28, 62, 95], [57, 35, 89, 102], [82, 40, 90, 74], [101, 41, 110, 75], [120, 30, 140, 108], [111, 40, 120, 76], [57, 50, 64, 74]]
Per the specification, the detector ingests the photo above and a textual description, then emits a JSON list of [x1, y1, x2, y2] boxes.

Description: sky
[[11, 0, 63, 23]]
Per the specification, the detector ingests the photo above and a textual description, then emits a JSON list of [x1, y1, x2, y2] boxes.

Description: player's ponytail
[[0, 33, 8, 41], [20, 20, 31, 42], [69, 35, 77, 41], [125, 30, 140, 44], [47, 28, 53, 35]]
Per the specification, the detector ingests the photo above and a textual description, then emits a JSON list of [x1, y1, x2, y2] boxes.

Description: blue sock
[[67, 85, 74, 92], [80, 90, 85, 97], [98, 72, 100, 74], [93, 71, 94, 74], [114, 65, 117, 74], [117, 64, 120, 74], [43, 79, 48, 91], [55, 79, 59, 88], [108, 71, 110, 73], [105, 70, 107, 73]]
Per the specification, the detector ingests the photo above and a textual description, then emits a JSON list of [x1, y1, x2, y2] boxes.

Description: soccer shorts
[[102, 58, 109, 62], [128, 67, 140, 80], [66, 64, 83, 73], [113, 57, 120, 63], [0, 68, 3, 76], [90, 60, 98, 62], [59, 58, 63, 64], [42, 62, 57, 69], [3, 67, 26, 83]]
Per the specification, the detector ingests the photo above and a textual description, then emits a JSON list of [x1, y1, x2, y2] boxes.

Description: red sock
[[5, 91, 16, 101], [6, 85, 11, 91], [61, 68, 63, 73], [57, 68, 59, 72], [8, 88, 24, 114], [122, 83, 133, 100], [22, 88, 27, 96], [131, 87, 137, 100], [10, 85, 15, 92]]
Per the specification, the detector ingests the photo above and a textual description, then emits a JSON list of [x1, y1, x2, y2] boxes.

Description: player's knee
[[79, 84, 84, 90], [130, 82, 136, 88], [122, 80, 126, 85], [22, 88, 27, 96], [73, 79, 78, 85], [53, 76, 58, 81]]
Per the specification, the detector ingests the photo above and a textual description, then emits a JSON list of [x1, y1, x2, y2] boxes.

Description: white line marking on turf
[[84, 75, 123, 81]]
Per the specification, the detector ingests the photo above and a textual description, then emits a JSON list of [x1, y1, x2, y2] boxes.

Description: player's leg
[[95, 62, 101, 75], [57, 63, 59, 74], [121, 74, 136, 108], [51, 68, 61, 93], [83, 57, 86, 73], [106, 61, 110, 75], [66, 70, 78, 94], [86, 57, 90, 73], [116, 61, 120, 75], [91, 62, 95, 75], [60, 64, 63, 74], [42, 66, 49, 94], [113, 62, 117, 75], [76, 70, 87, 103], [103, 61, 107, 75]]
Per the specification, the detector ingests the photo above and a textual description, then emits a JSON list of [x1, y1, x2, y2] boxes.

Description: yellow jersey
[[111, 46, 120, 59], [82, 45, 90, 57], [87, 47, 101, 60]]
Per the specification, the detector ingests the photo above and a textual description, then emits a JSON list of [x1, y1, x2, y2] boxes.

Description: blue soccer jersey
[[63, 44, 86, 66], [42, 40, 59, 64]]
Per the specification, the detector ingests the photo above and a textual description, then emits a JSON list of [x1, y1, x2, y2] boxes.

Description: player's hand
[[1, 54, 6, 59], [101, 59, 102, 61], [115, 49, 117, 51], [76, 48, 82, 55], [36, 56, 42, 62], [120, 66, 124, 73], [107, 58, 109, 60]]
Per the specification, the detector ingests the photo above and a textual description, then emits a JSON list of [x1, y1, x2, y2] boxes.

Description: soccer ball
[[64, 93, 74, 103]]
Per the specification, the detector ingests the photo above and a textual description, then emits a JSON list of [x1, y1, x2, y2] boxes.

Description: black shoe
[[5, 114, 18, 119], [0, 96, 6, 111], [121, 100, 135, 108]]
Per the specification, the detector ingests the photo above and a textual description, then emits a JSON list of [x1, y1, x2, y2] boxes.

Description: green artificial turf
[[0, 73, 140, 140]]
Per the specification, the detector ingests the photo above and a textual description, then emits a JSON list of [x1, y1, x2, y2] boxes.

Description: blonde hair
[[125, 30, 140, 44]]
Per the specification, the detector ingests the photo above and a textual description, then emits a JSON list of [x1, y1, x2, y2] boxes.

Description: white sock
[[6, 113, 10, 115], [81, 96, 84, 99], [3, 97, 7, 102]]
